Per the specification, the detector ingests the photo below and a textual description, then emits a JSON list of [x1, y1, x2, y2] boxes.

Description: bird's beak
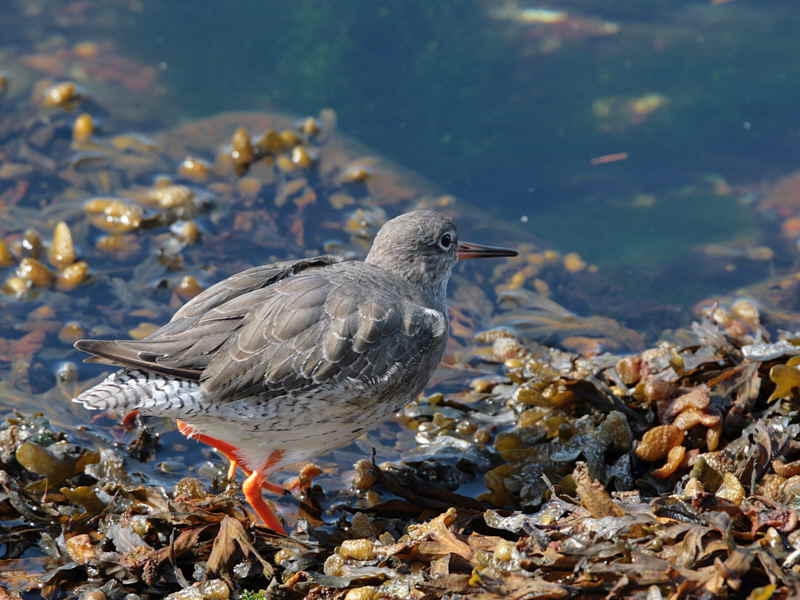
[[457, 241, 518, 260]]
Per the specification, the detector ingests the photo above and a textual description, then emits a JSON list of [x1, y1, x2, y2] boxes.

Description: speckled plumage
[[73, 210, 516, 531]]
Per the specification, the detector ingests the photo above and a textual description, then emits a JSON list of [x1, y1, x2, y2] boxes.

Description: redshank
[[72, 210, 517, 534]]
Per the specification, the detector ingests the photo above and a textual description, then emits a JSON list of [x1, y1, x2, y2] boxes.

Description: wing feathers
[[75, 258, 447, 407], [74, 255, 344, 379], [73, 339, 202, 380]]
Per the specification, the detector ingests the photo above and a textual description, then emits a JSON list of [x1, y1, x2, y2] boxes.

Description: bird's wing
[[74, 255, 345, 379], [200, 269, 448, 402]]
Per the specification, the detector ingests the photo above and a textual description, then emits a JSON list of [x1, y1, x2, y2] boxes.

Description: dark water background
[[115, 0, 800, 304]]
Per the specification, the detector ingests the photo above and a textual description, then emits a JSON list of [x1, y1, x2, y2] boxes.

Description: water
[[2, 0, 797, 306], [112, 1, 800, 293]]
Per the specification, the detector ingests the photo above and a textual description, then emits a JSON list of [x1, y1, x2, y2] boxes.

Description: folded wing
[[200, 271, 446, 402], [74, 255, 344, 379], [75, 258, 447, 404]]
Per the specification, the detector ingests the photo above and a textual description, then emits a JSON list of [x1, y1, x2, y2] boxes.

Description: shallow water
[[113, 0, 800, 296]]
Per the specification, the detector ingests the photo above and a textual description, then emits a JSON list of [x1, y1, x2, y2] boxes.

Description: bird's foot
[[175, 420, 290, 497], [242, 450, 287, 535]]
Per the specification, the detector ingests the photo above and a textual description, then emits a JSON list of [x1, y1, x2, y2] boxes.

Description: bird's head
[[365, 210, 517, 302]]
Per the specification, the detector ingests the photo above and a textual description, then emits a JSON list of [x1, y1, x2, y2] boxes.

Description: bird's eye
[[438, 232, 453, 250]]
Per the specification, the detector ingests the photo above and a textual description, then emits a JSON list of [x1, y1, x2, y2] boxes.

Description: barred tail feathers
[[73, 369, 203, 416]]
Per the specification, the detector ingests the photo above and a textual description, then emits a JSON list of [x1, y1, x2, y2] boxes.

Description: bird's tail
[[73, 369, 204, 417]]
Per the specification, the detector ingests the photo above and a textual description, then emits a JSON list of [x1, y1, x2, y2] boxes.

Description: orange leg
[[91, 408, 140, 429], [176, 421, 240, 481], [176, 420, 289, 496], [121, 409, 140, 429], [258, 477, 289, 496], [242, 450, 286, 535], [222, 459, 286, 495], [226, 460, 238, 482]]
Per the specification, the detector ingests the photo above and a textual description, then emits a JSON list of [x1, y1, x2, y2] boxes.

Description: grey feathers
[[70, 210, 517, 474], [74, 249, 449, 415], [74, 369, 202, 415]]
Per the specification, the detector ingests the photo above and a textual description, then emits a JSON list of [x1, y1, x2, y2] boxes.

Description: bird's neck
[[365, 254, 450, 309], [432, 277, 449, 309]]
